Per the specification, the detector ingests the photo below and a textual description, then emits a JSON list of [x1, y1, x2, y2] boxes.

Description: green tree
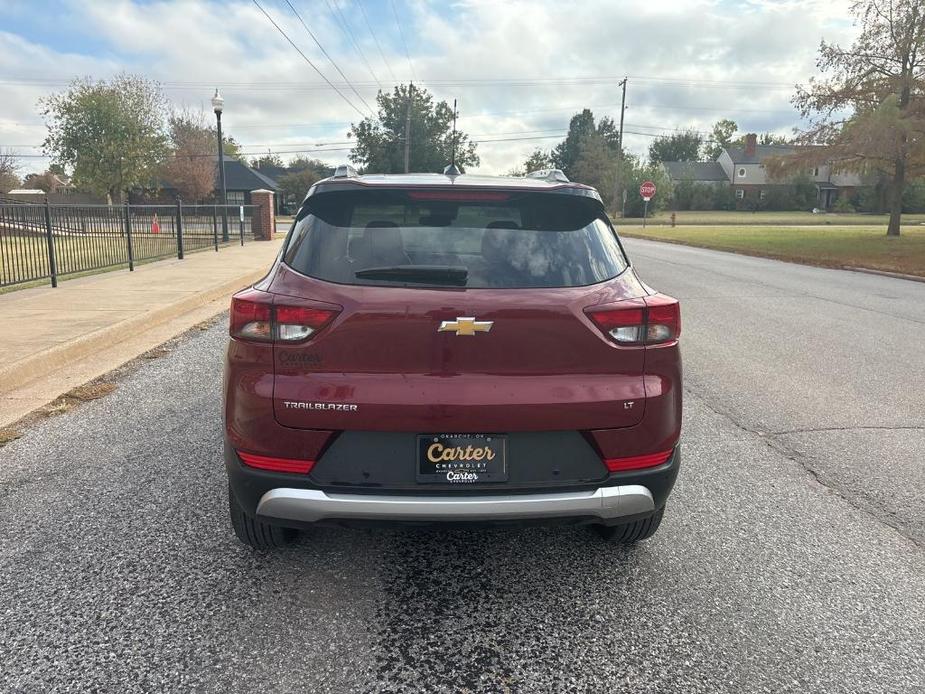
[[288, 156, 334, 177], [278, 168, 323, 209], [552, 110, 600, 177], [570, 133, 618, 208], [757, 132, 791, 146], [785, 0, 925, 236], [222, 136, 245, 162], [40, 74, 168, 203], [648, 130, 703, 164], [349, 84, 478, 173], [250, 153, 284, 170], [703, 119, 738, 160], [596, 116, 621, 152], [522, 148, 552, 174]]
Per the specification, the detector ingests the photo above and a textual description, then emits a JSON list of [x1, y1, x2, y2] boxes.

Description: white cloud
[[0, 0, 858, 176]]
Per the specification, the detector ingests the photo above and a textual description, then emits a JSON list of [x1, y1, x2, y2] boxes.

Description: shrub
[[854, 186, 883, 212], [902, 180, 925, 212], [832, 195, 855, 213], [712, 185, 737, 211]]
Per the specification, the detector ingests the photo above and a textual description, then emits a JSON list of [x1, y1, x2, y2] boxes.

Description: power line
[[250, 0, 368, 119], [4, 128, 724, 160], [183, 97, 792, 130], [323, 0, 382, 90], [0, 75, 797, 92], [283, 0, 375, 116], [206, 99, 798, 131], [357, 0, 397, 84], [0, 119, 786, 151], [389, 0, 416, 81]]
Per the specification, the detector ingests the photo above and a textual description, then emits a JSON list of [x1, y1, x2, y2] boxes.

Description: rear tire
[[228, 485, 298, 549], [593, 507, 664, 543]]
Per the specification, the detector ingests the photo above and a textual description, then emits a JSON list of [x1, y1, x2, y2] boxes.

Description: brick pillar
[[250, 189, 276, 241]]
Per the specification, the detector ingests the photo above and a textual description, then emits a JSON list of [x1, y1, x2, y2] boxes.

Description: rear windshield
[[283, 189, 628, 288]]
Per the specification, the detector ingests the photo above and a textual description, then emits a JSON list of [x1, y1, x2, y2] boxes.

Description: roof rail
[[333, 164, 358, 178], [526, 168, 569, 183]]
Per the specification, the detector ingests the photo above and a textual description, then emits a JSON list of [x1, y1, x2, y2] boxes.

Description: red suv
[[224, 167, 681, 549]]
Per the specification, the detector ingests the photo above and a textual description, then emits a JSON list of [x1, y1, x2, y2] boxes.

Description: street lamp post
[[212, 89, 229, 241]]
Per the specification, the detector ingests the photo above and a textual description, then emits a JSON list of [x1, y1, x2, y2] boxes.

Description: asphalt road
[[1, 241, 924, 693]]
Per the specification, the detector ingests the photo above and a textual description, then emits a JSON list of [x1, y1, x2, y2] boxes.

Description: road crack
[[767, 425, 925, 436], [682, 385, 924, 550]]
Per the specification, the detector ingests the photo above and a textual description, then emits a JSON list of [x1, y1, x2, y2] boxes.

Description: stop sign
[[639, 180, 657, 201]]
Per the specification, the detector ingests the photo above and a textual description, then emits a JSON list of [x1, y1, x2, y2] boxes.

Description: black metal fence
[[0, 201, 258, 289]]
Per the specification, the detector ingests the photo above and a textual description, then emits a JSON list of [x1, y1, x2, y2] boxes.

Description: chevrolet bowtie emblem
[[438, 317, 493, 336]]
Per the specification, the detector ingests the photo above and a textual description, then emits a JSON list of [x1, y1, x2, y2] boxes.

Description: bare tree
[[777, 0, 925, 236], [0, 149, 21, 193], [161, 108, 216, 202], [23, 172, 57, 192]]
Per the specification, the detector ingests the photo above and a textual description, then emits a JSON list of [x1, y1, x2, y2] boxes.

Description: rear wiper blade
[[355, 265, 468, 285]]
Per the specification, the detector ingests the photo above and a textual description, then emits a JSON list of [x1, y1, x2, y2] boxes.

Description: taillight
[[585, 295, 680, 345], [230, 293, 339, 343], [231, 297, 272, 341], [407, 190, 510, 202], [604, 449, 673, 472], [275, 305, 338, 342], [238, 451, 315, 474], [644, 294, 681, 344]]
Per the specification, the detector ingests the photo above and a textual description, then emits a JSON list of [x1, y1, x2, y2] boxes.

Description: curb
[[842, 267, 925, 284], [0, 269, 265, 395]]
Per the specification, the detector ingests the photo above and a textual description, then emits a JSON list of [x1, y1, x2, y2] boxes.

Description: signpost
[[639, 180, 656, 228]]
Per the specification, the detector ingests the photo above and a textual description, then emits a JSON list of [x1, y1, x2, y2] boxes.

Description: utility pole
[[618, 77, 627, 154], [451, 99, 457, 165], [614, 77, 627, 218], [403, 82, 413, 173]]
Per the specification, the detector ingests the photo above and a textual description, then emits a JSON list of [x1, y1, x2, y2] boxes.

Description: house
[[131, 158, 282, 212], [662, 133, 864, 210], [660, 161, 728, 186], [220, 159, 282, 213]]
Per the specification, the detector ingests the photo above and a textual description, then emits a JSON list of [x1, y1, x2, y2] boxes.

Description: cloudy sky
[[1, 0, 857, 176]]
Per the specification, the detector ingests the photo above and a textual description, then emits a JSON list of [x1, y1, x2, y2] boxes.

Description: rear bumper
[[227, 438, 680, 528], [256, 484, 655, 524]]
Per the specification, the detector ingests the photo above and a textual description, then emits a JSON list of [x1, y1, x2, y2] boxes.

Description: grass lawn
[[619, 225, 925, 278], [616, 210, 925, 227]]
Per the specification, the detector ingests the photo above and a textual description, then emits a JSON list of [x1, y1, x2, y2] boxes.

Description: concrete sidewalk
[[0, 240, 282, 428]]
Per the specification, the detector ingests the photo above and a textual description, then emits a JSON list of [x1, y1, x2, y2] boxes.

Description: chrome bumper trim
[[256, 485, 655, 523]]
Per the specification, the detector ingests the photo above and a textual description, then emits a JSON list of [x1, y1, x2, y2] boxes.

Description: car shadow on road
[[270, 524, 656, 691]]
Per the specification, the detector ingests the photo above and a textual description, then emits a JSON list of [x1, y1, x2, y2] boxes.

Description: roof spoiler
[[333, 164, 358, 178], [526, 168, 569, 183]]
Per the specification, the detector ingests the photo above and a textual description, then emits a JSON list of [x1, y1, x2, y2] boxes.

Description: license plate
[[416, 433, 508, 484]]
